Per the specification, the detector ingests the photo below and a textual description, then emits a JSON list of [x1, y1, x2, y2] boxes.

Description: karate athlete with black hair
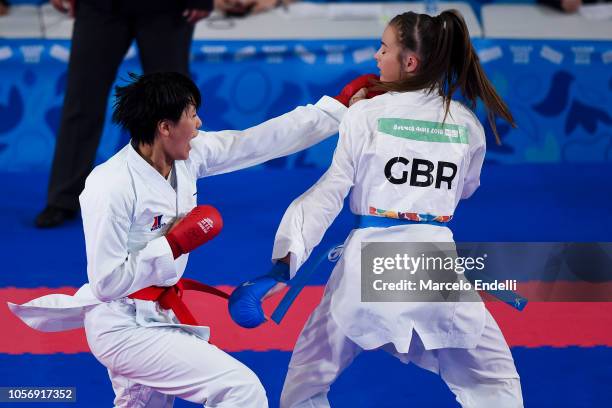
[[230, 11, 524, 408], [9, 71, 380, 408]]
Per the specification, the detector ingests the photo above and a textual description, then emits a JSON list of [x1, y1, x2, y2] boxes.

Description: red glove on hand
[[334, 74, 382, 107], [165, 205, 223, 259]]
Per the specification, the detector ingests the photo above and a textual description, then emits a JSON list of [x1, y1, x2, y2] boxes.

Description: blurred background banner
[[474, 39, 612, 164], [0, 37, 610, 171]]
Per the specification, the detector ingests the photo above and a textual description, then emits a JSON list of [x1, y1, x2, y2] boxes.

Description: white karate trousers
[[280, 289, 523, 408], [84, 300, 268, 408]]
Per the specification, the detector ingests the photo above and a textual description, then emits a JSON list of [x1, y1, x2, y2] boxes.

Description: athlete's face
[[375, 25, 404, 82], [374, 24, 418, 82], [164, 104, 202, 161]]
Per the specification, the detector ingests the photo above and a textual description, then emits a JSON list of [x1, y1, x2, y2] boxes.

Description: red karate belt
[[128, 278, 229, 326]]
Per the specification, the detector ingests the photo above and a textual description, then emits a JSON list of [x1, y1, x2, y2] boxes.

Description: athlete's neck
[[134, 140, 173, 179]]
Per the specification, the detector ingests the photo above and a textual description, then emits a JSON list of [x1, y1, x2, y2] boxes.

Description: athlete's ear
[[403, 51, 419, 74], [157, 119, 171, 138]]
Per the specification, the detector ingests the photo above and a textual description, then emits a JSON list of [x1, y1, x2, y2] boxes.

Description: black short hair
[[112, 72, 201, 145]]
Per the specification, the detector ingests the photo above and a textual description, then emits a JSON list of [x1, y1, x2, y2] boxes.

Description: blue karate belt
[[272, 215, 529, 323], [360, 216, 528, 311], [271, 215, 455, 324]]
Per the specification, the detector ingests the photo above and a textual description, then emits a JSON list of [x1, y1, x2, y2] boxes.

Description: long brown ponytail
[[379, 10, 515, 144]]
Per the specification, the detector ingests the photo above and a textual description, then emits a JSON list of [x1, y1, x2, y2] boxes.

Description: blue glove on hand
[[228, 262, 290, 328]]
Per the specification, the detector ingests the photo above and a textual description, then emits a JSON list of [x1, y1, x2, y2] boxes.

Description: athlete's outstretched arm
[[189, 96, 345, 178], [272, 112, 359, 278], [189, 74, 379, 178]]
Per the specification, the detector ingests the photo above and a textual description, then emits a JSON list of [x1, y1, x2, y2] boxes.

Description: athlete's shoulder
[[81, 146, 135, 214], [450, 101, 482, 127], [88, 146, 131, 187], [449, 101, 485, 145]]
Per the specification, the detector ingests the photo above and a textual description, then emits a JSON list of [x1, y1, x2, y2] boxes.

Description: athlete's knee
[[240, 368, 267, 402], [225, 365, 267, 407], [281, 389, 329, 408], [197, 363, 267, 408], [281, 374, 331, 408], [279, 386, 292, 408], [452, 377, 523, 408]]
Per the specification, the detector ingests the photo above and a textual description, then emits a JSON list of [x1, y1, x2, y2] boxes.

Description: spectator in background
[[0, 0, 9, 16], [215, 0, 294, 16], [538, 0, 611, 13], [35, 0, 211, 228]]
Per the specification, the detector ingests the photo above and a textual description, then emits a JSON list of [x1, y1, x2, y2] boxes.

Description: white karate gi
[[9, 96, 346, 408], [272, 91, 523, 408]]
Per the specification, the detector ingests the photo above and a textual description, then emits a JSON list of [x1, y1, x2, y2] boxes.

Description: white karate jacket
[[272, 91, 488, 352], [9, 96, 346, 341]]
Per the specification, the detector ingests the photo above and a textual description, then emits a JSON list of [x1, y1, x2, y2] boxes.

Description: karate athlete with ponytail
[[8, 71, 379, 408], [230, 11, 523, 407]]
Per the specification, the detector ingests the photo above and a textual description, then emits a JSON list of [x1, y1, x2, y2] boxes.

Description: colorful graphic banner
[[0, 39, 610, 171]]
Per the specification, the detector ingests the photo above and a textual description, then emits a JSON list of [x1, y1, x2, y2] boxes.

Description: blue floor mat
[[0, 347, 611, 407], [1, 164, 611, 288]]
